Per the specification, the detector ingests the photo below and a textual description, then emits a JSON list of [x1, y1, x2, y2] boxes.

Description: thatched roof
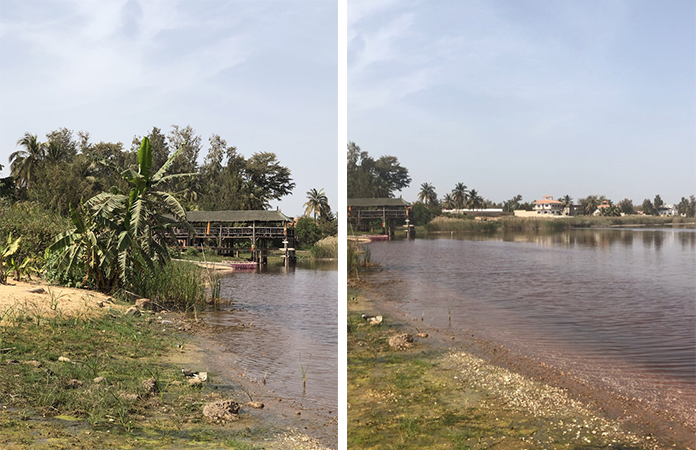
[[347, 198, 411, 207], [186, 210, 292, 224]]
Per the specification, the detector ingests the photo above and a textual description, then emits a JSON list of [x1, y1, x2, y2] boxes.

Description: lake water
[[199, 260, 337, 417], [365, 228, 696, 427]]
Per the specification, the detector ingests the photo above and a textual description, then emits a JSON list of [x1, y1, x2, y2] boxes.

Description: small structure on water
[[175, 210, 295, 264], [347, 198, 414, 239]]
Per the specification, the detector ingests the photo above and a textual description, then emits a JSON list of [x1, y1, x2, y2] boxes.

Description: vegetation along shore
[[1, 131, 338, 449], [0, 280, 333, 449]]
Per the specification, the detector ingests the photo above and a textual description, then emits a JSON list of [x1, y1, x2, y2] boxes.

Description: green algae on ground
[[347, 303, 663, 450], [0, 303, 312, 450]]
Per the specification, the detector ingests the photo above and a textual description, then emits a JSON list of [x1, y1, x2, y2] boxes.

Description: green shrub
[[295, 217, 322, 248], [0, 202, 70, 267], [310, 236, 338, 259]]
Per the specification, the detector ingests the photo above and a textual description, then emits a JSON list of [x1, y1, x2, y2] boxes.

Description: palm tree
[[9, 133, 46, 188], [581, 195, 600, 215], [452, 182, 468, 209], [45, 140, 68, 163], [441, 193, 454, 209], [417, 183, 437, 206], [560, 195, 573, 207], [304, 188, 329, 221], [467, 189, 484, 209], [50, 137, 196, 290]]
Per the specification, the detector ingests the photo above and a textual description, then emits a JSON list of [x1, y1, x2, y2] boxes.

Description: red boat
[[222, 260, 258, 270], [365, 234, 389, 241]]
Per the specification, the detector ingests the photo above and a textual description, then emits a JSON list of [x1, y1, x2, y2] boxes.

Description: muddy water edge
[[190, 261, 338, 449], [349, 229, 695, 449]]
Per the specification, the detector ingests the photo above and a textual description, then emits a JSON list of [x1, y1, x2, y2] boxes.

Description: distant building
[[564, 205, 584, 216], [533, 196, 564, 216], [593, 200, 612, 216], [658, 204, 677, 216], [442, 208, 503, 215]]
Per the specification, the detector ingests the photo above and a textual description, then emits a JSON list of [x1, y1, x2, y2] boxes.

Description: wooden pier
[[347, 198, 414, 239], [174, 210, 296, 264]]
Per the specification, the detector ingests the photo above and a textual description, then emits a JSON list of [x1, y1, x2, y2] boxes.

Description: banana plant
[[1, 233, 21, 284], [50, 137, 195, 291]]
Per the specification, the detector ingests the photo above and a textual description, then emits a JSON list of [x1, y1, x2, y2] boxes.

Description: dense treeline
[[347, 142, 411, 198], [2, 126, 295, 215]]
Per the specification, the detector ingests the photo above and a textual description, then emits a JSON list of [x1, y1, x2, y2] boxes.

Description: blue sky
[[349, 0, 696, 205], [0, 0, 337, 217]]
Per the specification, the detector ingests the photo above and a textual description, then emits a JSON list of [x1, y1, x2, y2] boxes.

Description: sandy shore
[[0, 279, 120, 322]]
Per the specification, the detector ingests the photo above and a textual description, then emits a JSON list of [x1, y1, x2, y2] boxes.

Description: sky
[[348, 0, 696, 206], [0, 0, 337, 217]]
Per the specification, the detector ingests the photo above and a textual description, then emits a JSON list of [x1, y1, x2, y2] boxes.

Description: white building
[[533, 196, 564, 215]]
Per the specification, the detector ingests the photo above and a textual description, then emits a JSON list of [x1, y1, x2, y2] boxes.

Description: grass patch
[[0, 303, 276, 449]]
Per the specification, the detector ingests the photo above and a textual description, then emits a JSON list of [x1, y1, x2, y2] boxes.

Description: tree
[[653, 194, 664, 211], [503, 194, 523, 212], [196, 138, 294, 211], [167, 125, 202, 209], [598, 204, 621, 216], [579, 195, 601, 215], [9, 133, 47, 189], [245, 152, 295, 204], [411, 202, 432, 225], [467, 189, 484, 209], [294, 217, 321, 248], [677, 196, 696, 217], [304, 188, 329, 221], [27, 154, 102, 215], [452, 183, 468, 209], [49, 137, 195, 291], [618, 198, 635, 215], [45, 128, 78, 162], [374, 156, 411, 197], [441, 193, 454, 209], [417, 183, 437, 206], [559, 195, 573, 207], [347, 142, 410, 198], [641, 199, 656, 216], [45, 141, 68, 164]]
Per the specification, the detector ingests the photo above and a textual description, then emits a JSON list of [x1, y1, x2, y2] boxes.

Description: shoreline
[[348, 278, 696, 449], [0, 279, 335, 449]]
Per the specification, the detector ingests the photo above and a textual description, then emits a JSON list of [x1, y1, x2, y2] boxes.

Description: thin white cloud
[[350, 13, 415, 74], [350, 67, 438, 111], [2, 0, 249, 108]]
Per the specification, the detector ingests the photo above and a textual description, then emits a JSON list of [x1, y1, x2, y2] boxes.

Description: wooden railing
[[347, 209, 408, 219], [173, 226, 291, 238]]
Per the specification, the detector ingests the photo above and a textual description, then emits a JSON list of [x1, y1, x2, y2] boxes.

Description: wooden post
[[252, 221, 256, 262], [218, 225, 222, 254]]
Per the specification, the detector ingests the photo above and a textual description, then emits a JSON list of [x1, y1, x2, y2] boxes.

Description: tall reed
[[125, 261, 206, 310], [310, 236, 338, 259]]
